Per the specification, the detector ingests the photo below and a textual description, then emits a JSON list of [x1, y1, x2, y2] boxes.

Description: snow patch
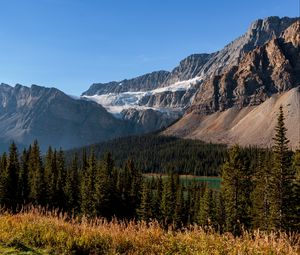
[[82, 77, 201, 115]]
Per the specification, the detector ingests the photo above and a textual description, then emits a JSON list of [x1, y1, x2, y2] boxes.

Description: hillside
[[165, 21, 300, 148], [164, 86, 300, 148], [0, 84, 137, 151]]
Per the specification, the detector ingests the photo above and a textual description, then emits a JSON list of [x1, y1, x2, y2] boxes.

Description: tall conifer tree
[[270, 106, 293, 230]]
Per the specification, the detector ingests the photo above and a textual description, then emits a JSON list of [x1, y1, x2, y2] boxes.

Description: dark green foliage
[[66, 135, 227, 176], [17, 149, 29, 204], [160, 173, 178, 225], [292, 148, 300, 229], [252, 152, 273, 230], [0, 153, 8, 206], [137, 181, 152, 221], [198, 187, 216, 227], [221, 145, 253, 234], [64, 154, 79, 211], [81, 150, 97, 216], [269, 106, 294, 230], [28, 141, 45, 205]]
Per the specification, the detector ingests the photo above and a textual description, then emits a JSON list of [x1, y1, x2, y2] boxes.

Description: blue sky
[[0, 0, 299, 95]]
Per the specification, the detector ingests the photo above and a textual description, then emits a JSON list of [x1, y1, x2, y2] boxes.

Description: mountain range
[[0, 16, 299, 150]]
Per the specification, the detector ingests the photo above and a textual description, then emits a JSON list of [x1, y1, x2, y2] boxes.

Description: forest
[[0, 106, 299, 235], [66, 134, 228, 176]]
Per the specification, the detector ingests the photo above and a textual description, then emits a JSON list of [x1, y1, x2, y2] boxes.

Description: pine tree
[[173, 185, 185, 228], [17, 149, 30, 204], [56, 149, 66, 208], [6, 142, 20, 209], [291, 147, 300, 230], [28, 141, 45, 205], [215, 191, 226, 233], [81, 150, 96, 216], [151, 176, 163, 221], [137, 181, 152, 221], [198, 187, 216, 228], [221, 145, 252, 234], [252, 152, 272, 230], [270, 106, 294, 230], [160, 173, 177, 226], [64, 154, 79, 211], [0, 153, 8, 206], [44, 147, 55, 206]]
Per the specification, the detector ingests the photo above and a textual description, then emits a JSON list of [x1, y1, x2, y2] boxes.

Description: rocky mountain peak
[[83, 70, 170, 96], [189, 18, 300, 115], [282, 20, 300, 47], [244, 16, 299, 51], [161, 53, 213, 86]]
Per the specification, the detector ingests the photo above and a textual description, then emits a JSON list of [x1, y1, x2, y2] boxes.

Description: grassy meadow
[[0, 208, 299, 255]]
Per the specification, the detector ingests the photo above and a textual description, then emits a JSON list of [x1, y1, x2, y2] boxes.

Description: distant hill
[[0, 84, 137, 151]]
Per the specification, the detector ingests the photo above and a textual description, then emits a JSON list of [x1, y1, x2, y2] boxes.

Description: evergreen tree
[[6, 142, 20, 209], [44, 147, 55, 206], [160, 173, 177, 225], [173, 185, 185, 228], [252, 152, 272, 230], [221, 145, 252, 234], [56, 149, 66, 208], [17, 149, 30, 204], [0, 153, 8, 206], [94, 152, 115, 217], [270, 106, 294, 230], [81, 150, 96, 216], [151, 176, 163, 221], [215, 191, 226, 233], [28, 141, 45, 205], [64, 154, 79, 211], [137, 181, 152, 221], [198, 187, 216, 227], [291, 147, 300, 230]]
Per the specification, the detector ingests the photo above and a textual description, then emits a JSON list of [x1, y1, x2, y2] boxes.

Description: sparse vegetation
[[0, 208, 299, 255]]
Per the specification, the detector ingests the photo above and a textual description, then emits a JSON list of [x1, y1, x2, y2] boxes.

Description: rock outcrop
[[190, 20, 300, 114]]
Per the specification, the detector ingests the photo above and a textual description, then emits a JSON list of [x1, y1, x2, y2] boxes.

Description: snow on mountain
[[82, 77, 201, 116]]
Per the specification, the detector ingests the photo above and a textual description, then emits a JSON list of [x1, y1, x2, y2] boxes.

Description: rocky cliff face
[[161, 54, 213, 86], [83, 71, 170, 95], [84, 17, 298, 110], [81, 16, 298, 137], [195, 16, 299, 79], [121, 108, 181, 133], [0, 84, 135, 151], [190, 20, 300, 114], [164, 21, 300, 147]]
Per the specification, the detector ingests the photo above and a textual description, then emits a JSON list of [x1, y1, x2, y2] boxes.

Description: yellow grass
[[0, 208, 299, 255]]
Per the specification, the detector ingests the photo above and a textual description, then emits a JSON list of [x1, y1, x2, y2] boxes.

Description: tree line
[[66, 134, 228, 176], [0, 106, 299, 233]]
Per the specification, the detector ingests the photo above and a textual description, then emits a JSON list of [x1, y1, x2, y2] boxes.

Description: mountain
[[164, 21, 300, 148], [190, 20, 300, 114], [164, 86, 300, 148], [0, 84, 136, 151], [82, 16, 298, 136], [83, 70, 170, 95], [1, 16, 298, 151]]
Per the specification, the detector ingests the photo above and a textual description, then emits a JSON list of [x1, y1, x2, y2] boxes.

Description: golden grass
[[0, 208, 299, 255]]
